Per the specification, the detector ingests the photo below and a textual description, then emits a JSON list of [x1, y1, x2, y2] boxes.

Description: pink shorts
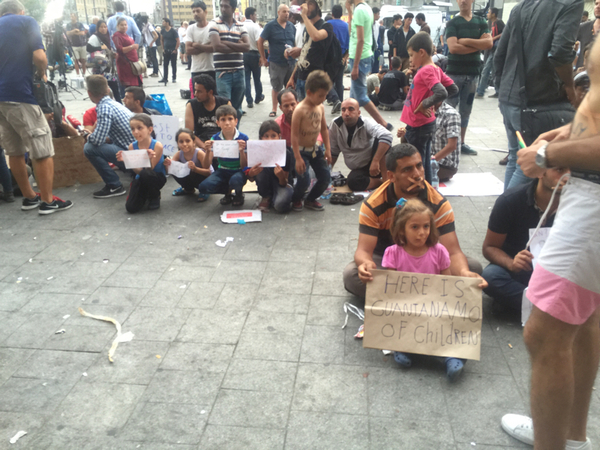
[[528, 177, 600, 325]]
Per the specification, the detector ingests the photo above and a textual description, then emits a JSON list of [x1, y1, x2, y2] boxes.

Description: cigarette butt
[[156, 355, 161, 358], [508, 343, 513, 349]]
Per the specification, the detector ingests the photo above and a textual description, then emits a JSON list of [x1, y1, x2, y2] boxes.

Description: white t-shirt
[[178, 26, 187, 41], [243, 19, 261, 51], [143, 23, 156, 48], [295, 22, 305, 48], [185, 22, 215, 73]]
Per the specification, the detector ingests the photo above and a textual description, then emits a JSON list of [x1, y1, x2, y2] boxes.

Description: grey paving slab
[[122, 306, 191, 342], [284, 411, 369, 450], [12, 349, 97, 381], [0, 411, 47, 450], [370, 418, 456, 450], [142, 368, 224, 404], [139, 280, 190, 308], [177, 309, 247, 344], [299, 325, 345, 364], [233, 330, 303, 362], [119, 402, 207, 445], [253, 292, 311, 315], [0, 348, 34, 385], [1, 313, 66, 349], [209, 389, 292, 428], [213, 282, 259, 311], [176, 280, 225, 309], [0, 377, 74, 414], [222, 359, 298, 392], [243, 310, 306, 335], [84, 286, 149, 307], [102, 268, 163, 289], [199, 425, 285, 450], [44, 324, 117, 352], [160, 342, 234, 373], [210, 259, 267, 284]]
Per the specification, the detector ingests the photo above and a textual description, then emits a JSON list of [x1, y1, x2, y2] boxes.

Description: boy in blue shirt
[[199, 105, 249, 206]]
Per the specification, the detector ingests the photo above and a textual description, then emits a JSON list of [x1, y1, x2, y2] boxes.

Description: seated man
[[83, 75, 134, 199], [184, 74, 230, 149], [367, 70, 386, 105], [481, 167, 568, 310], [375, 56, 408, 111], [329, 98, 393, 191], [343, 144, 485, 300], [431, 101, 461, 181], [122, 86, 162, 115]]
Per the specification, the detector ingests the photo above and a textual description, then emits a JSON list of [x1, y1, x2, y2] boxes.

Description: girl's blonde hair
[[389, 198, 439, 247]]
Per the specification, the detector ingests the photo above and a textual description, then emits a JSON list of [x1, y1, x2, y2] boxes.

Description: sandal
[[269, 111, 277, 118], [232, 193, 245, 207], [332, 177, 347, 187], [445, 358, 464, 382], [173, 187, 194, 196], [330, 193, 350, 205], [220, 194, 232, 205], [394, 352, 412, 368], [340, 194, 364, 205], [197, 193, 210, 202]]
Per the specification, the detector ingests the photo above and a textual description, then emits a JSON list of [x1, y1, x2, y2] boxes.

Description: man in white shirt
[[185, 1, 216, 81], [243, 7, 264, 108], [178, 21, 188, 64], [142, 16, 160, 77]]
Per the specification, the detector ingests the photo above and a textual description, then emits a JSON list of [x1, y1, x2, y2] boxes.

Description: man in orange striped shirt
[[343, 143, 486, 299]]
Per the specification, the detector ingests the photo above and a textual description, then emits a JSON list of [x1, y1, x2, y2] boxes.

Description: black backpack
[[32, 79, 62, 126], [324, 31, 344, 82]]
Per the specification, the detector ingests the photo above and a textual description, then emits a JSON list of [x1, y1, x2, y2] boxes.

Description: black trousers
[[163, 50, 177, 80], [126, 169, 166, 213], [148, 46, 159, 74], [173, 171, 208, 191], [347, 139, 380, 191]]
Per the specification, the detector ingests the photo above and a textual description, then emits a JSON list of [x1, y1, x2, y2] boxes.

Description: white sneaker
[[566, 438, 592, 450], [501, 414, 534, 445]]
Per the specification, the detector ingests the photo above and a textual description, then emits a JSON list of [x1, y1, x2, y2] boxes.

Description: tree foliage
[[19, 0, 47, 22]]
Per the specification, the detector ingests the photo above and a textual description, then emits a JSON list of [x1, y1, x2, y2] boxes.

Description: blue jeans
[[293, 148, 331, 203], [243, 51, 263, 105], [498, 101, 532, 190], [296, 79, 306, 101], [147, 46, 159, 75], [0, 147, 13, 193], [256, 168, 293, 213], [348, 57, 372, 106], [476, 53, 495, 96], [372, 49, 382, 73], [216, 70, 245, 120], [198, 168, 246, 197], [446, 74, 478, 128], [83, 142, 126, 187], [482, 263, 532, 311], [406, 122, 435, 183]]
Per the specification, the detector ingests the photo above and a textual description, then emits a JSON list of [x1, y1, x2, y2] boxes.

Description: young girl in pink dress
[[382, 197, 465, 381]]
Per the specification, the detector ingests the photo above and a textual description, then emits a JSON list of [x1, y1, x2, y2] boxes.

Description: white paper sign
[[220, 210, 262, 224], [528, 227, 551, 268], [438, 172, 504, 197], [151, 115, 180, 156], [121, 150, 151, 169], [212, 140, 240, 159], [247, 140, 286, 168], [168, 160, 191, 178]]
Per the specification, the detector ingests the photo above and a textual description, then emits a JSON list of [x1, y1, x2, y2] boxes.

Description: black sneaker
[[247, 102, 254, 108], [255, 94, 265, 104], [148, 197, 161, 210], [21, 194, 41, 210], [93, 185, 126, 199], [331, 100, 342, 114], [461, 144, 478, 156], [39, 196, 74, 215]]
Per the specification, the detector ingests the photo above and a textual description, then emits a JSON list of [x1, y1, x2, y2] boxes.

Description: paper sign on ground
[[438, 172, 504, 197], [247, 139, 286, 168], [220, 210, 262, 224], [121, 150, 151, 169], [212, 140, 240, 159], [151, 115, 180, 156], [528, 227, 551, 268], [168, 160, 191, 178], [364, 270, 483, 360]]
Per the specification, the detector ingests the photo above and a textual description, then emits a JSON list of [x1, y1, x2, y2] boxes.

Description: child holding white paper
[[247, 120, 294, 213], [164, 129, 213, 197], [116, 114, 166, 213], [380, 197, 465, 382], [199, 105, 249, 206]]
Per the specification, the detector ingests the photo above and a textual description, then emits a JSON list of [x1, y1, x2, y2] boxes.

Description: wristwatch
[[535, 142, 549, 169]]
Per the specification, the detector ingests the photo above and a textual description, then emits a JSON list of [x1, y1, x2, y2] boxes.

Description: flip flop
[[340, 194, 364, 205], [269, 111, 277, 117], [330, 193, 350, 205]]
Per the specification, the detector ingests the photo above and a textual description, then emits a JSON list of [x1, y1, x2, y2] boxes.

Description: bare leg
[[80, 59, 87, 75], [567, 308, 600, 441], [73, 58, 80, 76], [272, 90, 278, 114], [8, 156, 36, 199], [524, 306, 579, 450], [362, 101, 388, 127], [31, 157, 54, 203]]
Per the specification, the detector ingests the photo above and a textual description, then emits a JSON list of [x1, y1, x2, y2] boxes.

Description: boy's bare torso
[[296, 102, 324, 149]]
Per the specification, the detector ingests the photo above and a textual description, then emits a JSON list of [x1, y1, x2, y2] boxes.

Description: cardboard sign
[[247, 139, 286, 168], [151, 115, 180, 157], [364, 270, 483, 360], [52, 136, 102, 188]]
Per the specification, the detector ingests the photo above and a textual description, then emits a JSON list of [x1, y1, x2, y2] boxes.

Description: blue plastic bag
[[144, 94, 172, 116]]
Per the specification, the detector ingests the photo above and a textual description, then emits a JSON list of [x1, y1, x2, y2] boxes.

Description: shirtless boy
[[291, 70, 333, 211], [501, 37, 600, 450]]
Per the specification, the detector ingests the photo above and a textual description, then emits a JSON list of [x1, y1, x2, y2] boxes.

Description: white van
[[379, 5, 447, 53]]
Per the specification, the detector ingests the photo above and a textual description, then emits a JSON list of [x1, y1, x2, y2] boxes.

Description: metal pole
[[83, 0, 89, 24]]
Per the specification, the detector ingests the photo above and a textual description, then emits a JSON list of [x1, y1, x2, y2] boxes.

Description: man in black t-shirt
[[286, 0, 333, 100], [160, 18, 180, 83], [374, 56, 408, 110], [184, 74, 230, 147], [66, 13, 88, 76], [481, 167, 568, 310]]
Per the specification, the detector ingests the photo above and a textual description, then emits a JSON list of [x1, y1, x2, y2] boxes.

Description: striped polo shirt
[[209, 17, 247, 71], [359, 180, 455, 254], [445, 15, 489, 76]]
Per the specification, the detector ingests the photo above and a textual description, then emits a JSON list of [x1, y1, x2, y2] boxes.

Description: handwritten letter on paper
[[212, 140, 240, 159], [247, 140, 286, 168], [167, 160, 191, 178], [121, 150, 151, 169], [151, 115, 180, 156], [364, 270, 483, 360]]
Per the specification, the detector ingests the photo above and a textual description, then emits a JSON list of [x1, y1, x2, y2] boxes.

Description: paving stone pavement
[[1, 67, 599, 449]]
